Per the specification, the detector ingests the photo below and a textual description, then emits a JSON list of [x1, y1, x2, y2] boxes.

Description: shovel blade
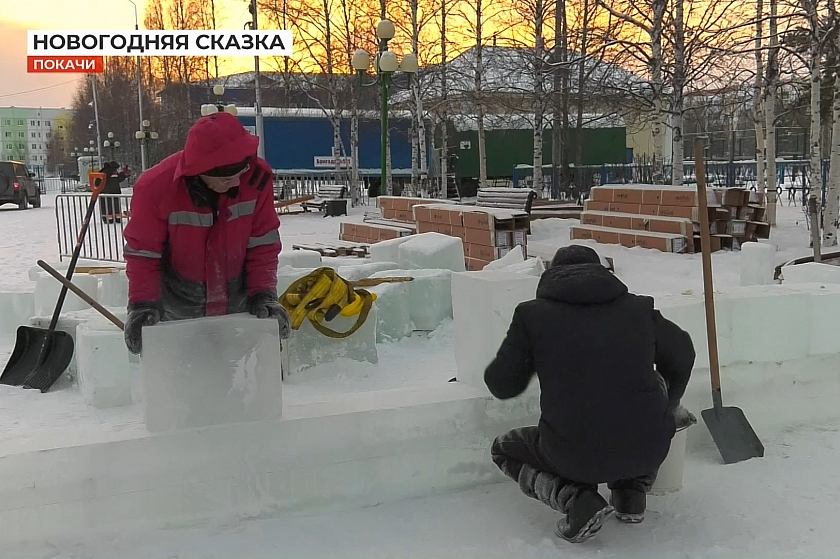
[[0, 326, 74, 392], [702, 406, 764, 464]]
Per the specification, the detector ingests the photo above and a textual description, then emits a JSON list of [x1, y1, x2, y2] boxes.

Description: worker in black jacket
[[485, 244, 696, 544]]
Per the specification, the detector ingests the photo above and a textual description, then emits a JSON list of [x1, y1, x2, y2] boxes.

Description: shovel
[[0, 173, 108, 392], [694, 138, 765, 464]]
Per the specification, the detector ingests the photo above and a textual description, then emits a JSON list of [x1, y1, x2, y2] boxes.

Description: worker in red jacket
[[122, 111, 290, 354]]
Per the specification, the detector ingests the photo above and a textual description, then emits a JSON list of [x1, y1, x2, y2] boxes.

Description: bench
[[302, 184, 349, 215], [476, 188, 537, 214]]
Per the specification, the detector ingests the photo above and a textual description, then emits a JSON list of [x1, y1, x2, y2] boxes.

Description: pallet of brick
[[571, 224, 689, 253], [580, 210, 696, 253], [377, 196, 447, 223], [413, 203, 529, 271], [340, 222, 414, 244]]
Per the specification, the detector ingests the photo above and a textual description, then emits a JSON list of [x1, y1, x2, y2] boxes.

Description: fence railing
[[273, 174, 369, 205], [37, 177, 86, 194], [55, 194, 132, 263]]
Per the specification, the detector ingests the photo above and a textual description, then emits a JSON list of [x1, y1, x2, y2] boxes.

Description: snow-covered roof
[[394, 46, 645, 103], [236, 107, 416, 120], [450, 112, 625, 131]]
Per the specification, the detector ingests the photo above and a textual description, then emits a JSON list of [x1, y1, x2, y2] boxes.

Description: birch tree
[[754, 0, 766, 193], [455, 0, 489, 189], [826, 0, 840, 244], [766, 0, 779, 225], [803, 0, 822, 234], [671, 0, 686, 185]]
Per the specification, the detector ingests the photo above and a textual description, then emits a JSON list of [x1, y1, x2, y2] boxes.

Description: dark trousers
[[491, 427, 657, 513]]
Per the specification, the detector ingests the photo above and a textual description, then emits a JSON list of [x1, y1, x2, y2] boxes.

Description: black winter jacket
[[484, 263, 695, 484]]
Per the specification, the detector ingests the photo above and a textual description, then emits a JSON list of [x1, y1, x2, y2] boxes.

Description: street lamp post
[[352, 19, 419, 196], [103, 131, 120, 160], [127, 0, 147, 171], [247, 0, 265, 160], [135, 119, 159, 168], [201, 85, 239, 117]]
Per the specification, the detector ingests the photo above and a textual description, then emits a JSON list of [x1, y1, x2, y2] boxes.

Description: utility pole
[[250, 0, 266, 159], [91, 74, 103, 168]]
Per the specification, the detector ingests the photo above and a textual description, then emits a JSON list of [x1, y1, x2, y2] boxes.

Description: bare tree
[[766, 0, 780, 225], [826, 0, 840, 244], [755, 0, 767, 193], [671, 0, 686, 185]]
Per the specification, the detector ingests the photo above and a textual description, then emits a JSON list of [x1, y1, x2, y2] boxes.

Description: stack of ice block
[[370, 269, 453, 331]]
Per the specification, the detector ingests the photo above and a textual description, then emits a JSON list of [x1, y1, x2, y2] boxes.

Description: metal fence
[[37, 177, 86, 194], [273, 173, 369, 205], [55, 194, 132, 263]]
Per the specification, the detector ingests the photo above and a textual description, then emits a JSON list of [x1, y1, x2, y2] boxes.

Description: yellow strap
[[279, 268, 378, 339]]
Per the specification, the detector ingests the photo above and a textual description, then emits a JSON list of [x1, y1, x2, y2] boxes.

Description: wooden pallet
[[291, 243, 369, 258]]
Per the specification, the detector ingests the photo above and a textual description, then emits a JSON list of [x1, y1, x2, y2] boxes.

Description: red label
[[27, 56, 104, 73]]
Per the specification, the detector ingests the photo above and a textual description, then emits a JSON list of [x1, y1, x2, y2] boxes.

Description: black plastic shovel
[[0, 173, 108, 392], [693, 138, 765, 464]]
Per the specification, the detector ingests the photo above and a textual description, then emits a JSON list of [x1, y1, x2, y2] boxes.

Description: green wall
[[452, 127, 626, 178]]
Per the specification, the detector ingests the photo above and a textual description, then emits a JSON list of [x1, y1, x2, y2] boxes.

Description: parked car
[[0, 161, 40, 209]]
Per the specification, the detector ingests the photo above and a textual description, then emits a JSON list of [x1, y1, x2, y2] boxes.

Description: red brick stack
[[572, 185, 770, 253]]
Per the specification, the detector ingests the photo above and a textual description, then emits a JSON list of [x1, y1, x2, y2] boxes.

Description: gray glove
[[669, 402, 697, 429], [248, 291, 291, 339], [125, 302, 161, 355]]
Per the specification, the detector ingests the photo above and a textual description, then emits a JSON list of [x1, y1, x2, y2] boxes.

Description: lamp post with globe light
[[103, 132, 121, 161], [135, 120, 159, 169], [351, 19, 419, 195], [201, 85, 239, 117]]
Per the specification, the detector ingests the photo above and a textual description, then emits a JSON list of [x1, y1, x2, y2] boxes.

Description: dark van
[[0, 161, 40, 209]]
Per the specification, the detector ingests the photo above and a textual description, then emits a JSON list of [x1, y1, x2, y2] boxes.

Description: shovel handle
[[694, 139, 723, 403], [351, 277, 414, 288], [38, 260, 125, 331]]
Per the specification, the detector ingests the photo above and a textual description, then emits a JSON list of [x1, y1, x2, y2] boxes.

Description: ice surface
[[739, 241, 777, 286], [398, 233, 466, 272], [140, 313, 283, 432], [500, 257, 546, 276], [720, 285, 810, 364], [97, 270, 129, 307], [781, 261, 840, 284], [369, 235, 413, 264], [28, 308, 127, 380], [368, 282, 412, 343], [33, 270, 99, 316], [370, 269, 453, 331], [482, 245, 525, 270], [75, 322, 136, 409], [337, 261, 399, 282], [276, 266, 317, 297], [656, 293, 733, 369], [0, 289, 34, 338], [452, 270, 540, 391], [777, 282, 840, 356], [283, 306, 378, 376], [278, 249, 322, 269]]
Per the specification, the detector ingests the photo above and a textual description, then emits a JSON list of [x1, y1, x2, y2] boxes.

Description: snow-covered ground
[[2, 194, 838, 557]]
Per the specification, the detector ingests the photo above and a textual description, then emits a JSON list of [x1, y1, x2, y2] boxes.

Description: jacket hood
[[536, 263, 628, 305], [174, 112, 260, 179]]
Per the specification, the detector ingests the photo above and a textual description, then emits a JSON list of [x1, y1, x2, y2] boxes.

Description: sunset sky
[[0, 0, 256, 108]]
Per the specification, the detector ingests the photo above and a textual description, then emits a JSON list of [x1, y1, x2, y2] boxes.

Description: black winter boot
[[610, 488, 646, 523], [555, 489, 613, 543]]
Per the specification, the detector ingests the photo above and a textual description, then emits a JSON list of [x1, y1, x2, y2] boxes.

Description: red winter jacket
[[123, 112, 281, 320]]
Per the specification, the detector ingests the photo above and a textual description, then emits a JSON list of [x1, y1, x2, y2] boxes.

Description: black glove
[[248, 291, 291, 339], [669, 400, 697, 429], [125, 302, 162, 355]]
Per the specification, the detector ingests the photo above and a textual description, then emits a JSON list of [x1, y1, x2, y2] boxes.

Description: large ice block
[[33, 271, 99, 316], [284, 306, 378, 376], [140, 313, 283, 432], [369, 236, 414, 264], [776, 282, 840, 356], [483, 245, 525, 271], [27, 259, 113, 282], [781, 261, 840, 284], [276, 266, 317, 297], [338, 261, 400, 282], [720, 285, 810, 364], [368, 282, 411, 343], [76, 322, 136, 408], [501, 257, 546, 277], [398, 233, 466, 272], [655, 293, 733, 369], [451, 270, 540, 391], [0, 289, 35, 338], [29, 307, 127, 381], [740, 242, 777, 286], [278, 249, 322, 269], [370, 269, 453, 331], [97, 270, 128, 307]]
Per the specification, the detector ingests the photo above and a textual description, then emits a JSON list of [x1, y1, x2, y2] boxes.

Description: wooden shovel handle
[[37, 260, 125, 331], [694, 139, 723, 399], [352, 277, 414, 288]]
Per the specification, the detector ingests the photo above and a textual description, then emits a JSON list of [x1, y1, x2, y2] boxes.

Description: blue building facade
[[237, 111, 431, 176]]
